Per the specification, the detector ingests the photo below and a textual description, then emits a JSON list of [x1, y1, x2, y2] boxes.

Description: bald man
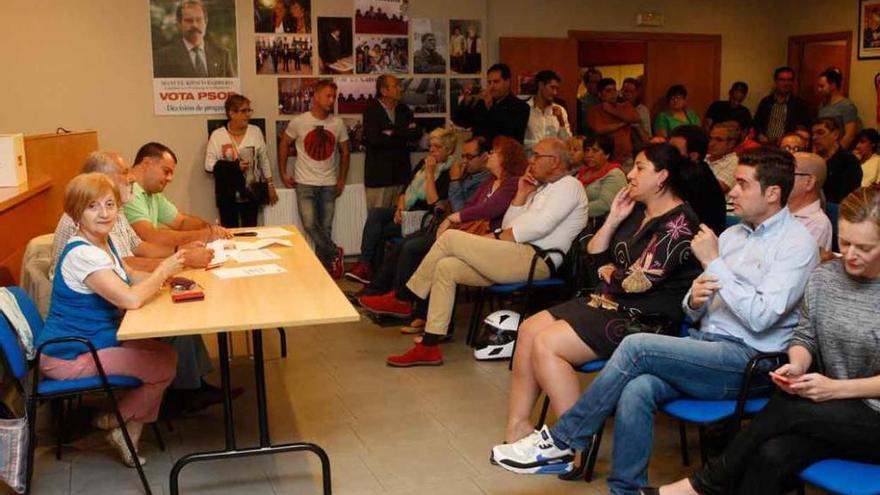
[[789, 151, 833, 250]]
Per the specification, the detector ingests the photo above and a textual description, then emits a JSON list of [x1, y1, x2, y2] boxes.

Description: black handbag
[[246, 150, 271, 206]]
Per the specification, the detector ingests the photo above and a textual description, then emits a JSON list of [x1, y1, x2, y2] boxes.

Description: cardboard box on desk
[[0, 134, 27, 187]]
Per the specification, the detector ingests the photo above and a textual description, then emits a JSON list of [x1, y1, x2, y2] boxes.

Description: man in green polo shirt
[[124, 142, 230, 247]]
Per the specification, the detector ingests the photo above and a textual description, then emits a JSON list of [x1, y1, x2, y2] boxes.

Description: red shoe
[[344, 261, 373, 284], [329, 246, 345, 279], [387, 343, 443, 367], [359, 291, 413, 317]]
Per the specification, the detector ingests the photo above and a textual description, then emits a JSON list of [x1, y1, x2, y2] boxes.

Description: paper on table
[[211, 264, 287, 279], [229, 249, 281, 263], [234, 238, 293, 251], [206, 239, 237, 266], [255, 227, 293, 238]]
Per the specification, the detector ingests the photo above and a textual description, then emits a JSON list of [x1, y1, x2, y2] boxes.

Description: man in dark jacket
[[453, 63, 530, 144], [753, 66, 812, 144], [362, 75, 423, 209]]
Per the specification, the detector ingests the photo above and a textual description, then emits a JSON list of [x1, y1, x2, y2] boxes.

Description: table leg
[[168, 331, 333, 495]]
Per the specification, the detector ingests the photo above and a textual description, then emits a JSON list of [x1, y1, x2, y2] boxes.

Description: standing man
[[278, 79, 351, 278], [753, 66, 812, 144], [817, 68, 860, 149], [788, 152, 832, 251], [153, 0, 235, 78], [578, 68, 603, 137], [362, 75, 422, 209], [524, 70, 572, 151], [811, 117, 862, 204], [413, 33, 446, 74], [705, 81, 752, 129], [453, 63, 530, 144], [586, 78, 640, 165]]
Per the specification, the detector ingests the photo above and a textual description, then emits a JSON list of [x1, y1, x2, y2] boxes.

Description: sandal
[[106, 427, 146, 468]]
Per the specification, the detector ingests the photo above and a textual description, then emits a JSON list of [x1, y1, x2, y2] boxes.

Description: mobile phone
[[769, 371, 792, 385], [234, 231, 258, 237]]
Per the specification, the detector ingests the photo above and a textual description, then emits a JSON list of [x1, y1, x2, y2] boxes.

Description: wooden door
[[499, 37, 580, 128], [788, 32, 853, 113], [644, 39, 721, 120]]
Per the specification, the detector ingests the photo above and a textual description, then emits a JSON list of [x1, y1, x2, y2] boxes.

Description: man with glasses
[[706, 121, 740, 199], [779, 131, 809, 154], [788, 152, 832, 250], [447, 136, 491, 211], [385, 138, 588, 367], [754, 67, 812, 145]]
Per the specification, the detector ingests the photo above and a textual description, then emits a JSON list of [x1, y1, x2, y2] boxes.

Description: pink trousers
[[39, 340, 178, 423]]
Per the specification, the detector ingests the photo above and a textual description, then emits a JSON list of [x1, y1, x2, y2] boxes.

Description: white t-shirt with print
[[60, 236, 127, 294], [284, 112, 349, 186]]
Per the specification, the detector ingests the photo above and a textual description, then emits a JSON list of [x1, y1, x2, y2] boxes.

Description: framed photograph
[[277, 77, 319, 114], [859, 0, 880, 59], [400, 77, 446, 113], [254, 0, 311, 34], [341, 116, 366, 152], [337, 76, 378, 114], [256, 34, 313, 75], [412, 19, 447, 74], [449, 19, 481, 74], [450, 78, 481, 117], [355, 35, 408, 74], [317, 17, 354, 74], [355, 0, 408, 35]]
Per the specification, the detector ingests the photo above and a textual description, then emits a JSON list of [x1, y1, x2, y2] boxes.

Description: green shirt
[[653, 109, 701, 136], [123, 182, 179, 227]]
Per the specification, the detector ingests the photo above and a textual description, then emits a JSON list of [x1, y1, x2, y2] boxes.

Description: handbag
[[0, 388, 27, 494], [586, 294, 676, 336], [245, 146, 271, 206], [454, 218, 491, 236]]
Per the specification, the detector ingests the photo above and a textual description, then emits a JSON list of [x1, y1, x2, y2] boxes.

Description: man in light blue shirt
[[491, 147, 819, 494]]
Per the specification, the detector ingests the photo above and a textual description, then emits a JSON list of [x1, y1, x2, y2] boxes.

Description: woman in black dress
[[504, 143, 702, 443]]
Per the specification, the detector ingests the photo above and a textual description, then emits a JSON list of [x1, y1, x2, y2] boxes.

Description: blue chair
[[800, 459, 880, 495], [660, 351, 786, 466], [0, 287, 158, 495]]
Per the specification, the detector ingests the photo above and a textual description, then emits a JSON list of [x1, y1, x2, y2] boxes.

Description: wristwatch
[[493, 228, 503, 239]]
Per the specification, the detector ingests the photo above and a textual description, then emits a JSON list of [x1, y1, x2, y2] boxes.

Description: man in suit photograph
[[153, 0, 236, 78]]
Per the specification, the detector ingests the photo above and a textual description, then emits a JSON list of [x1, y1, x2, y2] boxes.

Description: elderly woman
[[576, 134, 628, 223], [35, 173, 183, 467], [205, 94, 278, 228], [651, 186, 880, 495], [349, 127, 457, 279], [654, 85, 701, 139], [358, 135, 527, 325], [504, 143, 702, 444]]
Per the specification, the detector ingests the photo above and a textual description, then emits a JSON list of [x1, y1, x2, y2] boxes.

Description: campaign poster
[[150, 0, 241, 115]]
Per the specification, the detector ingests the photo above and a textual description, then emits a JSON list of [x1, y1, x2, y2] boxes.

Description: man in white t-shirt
[[278, 79, 351, 278]]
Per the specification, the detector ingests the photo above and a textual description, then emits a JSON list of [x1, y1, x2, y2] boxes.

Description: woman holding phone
[[205, 94, 278, 228]]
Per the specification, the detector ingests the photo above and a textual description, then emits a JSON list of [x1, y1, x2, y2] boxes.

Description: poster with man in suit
[[150, 0, 241, 115]]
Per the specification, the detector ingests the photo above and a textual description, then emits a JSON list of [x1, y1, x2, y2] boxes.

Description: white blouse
[[205, 124, 273, 184]]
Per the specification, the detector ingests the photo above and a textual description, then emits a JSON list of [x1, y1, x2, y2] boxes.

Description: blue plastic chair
[[800, 459, 880, 495], [0, 287, 157, 495], [660, 351, 786, 466]]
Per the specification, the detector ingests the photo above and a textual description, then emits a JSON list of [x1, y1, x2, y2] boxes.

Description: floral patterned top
[[592, 202, 702, 322]]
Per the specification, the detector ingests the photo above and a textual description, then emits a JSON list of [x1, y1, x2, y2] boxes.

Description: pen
[[234, 232, 258, 237]]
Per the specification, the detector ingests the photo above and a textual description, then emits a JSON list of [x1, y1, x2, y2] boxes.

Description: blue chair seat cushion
[[38, 375, 142, 396], [487, 278, 565, 294], [576, 359, 608, 373], [662, 397, 769, 424], [801, 459, 880, 495]]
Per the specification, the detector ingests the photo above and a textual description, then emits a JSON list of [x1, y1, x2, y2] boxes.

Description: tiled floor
[[16, 282, 742, 494]]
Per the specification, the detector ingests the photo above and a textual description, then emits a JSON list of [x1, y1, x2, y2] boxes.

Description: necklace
[[227, 125, 247, 137]]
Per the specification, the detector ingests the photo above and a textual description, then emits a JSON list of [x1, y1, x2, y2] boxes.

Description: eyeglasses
[[232, 108, 254, 114], [794, 172, 812, 178], [781, 145, 803, 152], [462, 153, 480, 160], [530, 153, 557, 161]]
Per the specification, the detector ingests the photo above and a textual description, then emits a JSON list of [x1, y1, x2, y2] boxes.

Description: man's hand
[[514, 171, 538, 203], [688, 274, 721, 310], [280, 173, 296, 188], [691, 224, 720, 267], [268, 185, 279, 205], [336, 179, 346, 198], [208, 224, 231, 241], [182, 247, 214, 268], [180, 240, 206, 250], [552, 105, 565, 127], [449, 160, 466, 181]]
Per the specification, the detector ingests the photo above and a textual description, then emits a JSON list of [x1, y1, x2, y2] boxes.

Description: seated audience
[[491, 147, 819, 494], [655, 186, 880, 495], [706, 121, 740, 196], [789, 152, 833, 251], [575, 135, 627, 222], [36, 173, 183, 467], [124, 142, 230, 247], [503, 143, 702, 444], [524, 70, 572, 151], [346, 128, 456, 282], [812, 117, 863, 203], [453, 63, 530, 144], [853, 128, 880, 186], [817, 68, 859, 149], [669, 125, 727, 235], [386, 138, 588, 367], [587, 78, 640, 164], [754, 66, 812, 145], [653, 85, 701, 139], [358, 136, 526, 322], [205, 94, 278, 228], [779, 131, 808, 153], [447, 137, 492, 213], [621, 77, 652, 152], [731, 117, 761, 155], [705, 81, 752, 129]]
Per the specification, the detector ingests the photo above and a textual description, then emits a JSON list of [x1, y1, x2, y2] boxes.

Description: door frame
[[787, 31, 853, 95]]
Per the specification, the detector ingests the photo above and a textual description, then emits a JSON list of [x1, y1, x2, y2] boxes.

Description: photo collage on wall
[[255, 0, 482, 153]]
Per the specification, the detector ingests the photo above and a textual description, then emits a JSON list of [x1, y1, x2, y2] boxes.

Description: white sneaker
[[491, 425, 574, 475]]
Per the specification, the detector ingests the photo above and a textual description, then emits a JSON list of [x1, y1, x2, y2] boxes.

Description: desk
[[118, 225, 359, 494]]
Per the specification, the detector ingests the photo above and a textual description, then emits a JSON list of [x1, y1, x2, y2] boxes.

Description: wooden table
[[118, 225, 359, 495]]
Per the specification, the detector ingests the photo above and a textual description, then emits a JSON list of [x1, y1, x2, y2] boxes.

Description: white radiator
[[262, 184, 367, 256]]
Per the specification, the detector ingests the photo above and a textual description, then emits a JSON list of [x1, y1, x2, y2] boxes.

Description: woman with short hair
[[654, 85, 701, 139]]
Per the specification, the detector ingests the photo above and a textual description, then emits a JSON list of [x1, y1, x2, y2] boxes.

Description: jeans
[[549, 330, 761, 495], [367, 231, 436, 297], [691, 392, 880, 495], [297, 184, 338, 265], [359, 207, 401, 269]]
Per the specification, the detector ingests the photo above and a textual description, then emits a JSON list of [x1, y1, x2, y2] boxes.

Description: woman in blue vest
[[36, 173, 184, 467]]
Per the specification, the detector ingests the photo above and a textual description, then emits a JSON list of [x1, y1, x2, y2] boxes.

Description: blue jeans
[[297, 184, 338, 265], [359, 207, 401, 269], [550, 330, 761, 495]]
